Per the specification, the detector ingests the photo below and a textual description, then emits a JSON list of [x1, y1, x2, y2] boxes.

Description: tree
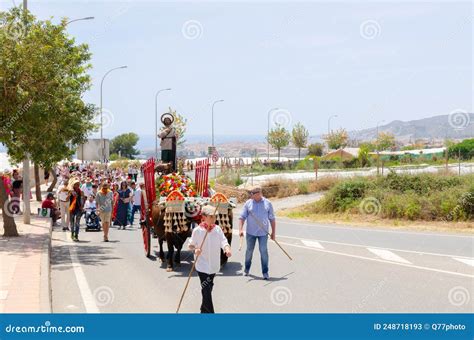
[[375, 132, 395, 151], [292, 122, 309, 159], [358, 141, 376, 152], [324, 128, 348, 150], [110, 133, 140, 159], [448, 138, 474, 160], [307, 143, 324, 157], [267, 125, 290, 161], [358, 144, 371, 167], [0, 7, 96, 235], [168, 107, 187, 146]]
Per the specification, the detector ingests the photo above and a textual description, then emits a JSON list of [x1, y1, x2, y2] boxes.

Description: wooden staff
[[176, 202, 220, 314], [248, 211, 293, 261]]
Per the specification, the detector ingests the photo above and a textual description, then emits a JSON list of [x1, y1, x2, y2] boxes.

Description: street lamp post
[[66, 17, 94, 25], [100, 65, 127, 162], [267, 107, 280, 160], [155, 88, 172, 160]]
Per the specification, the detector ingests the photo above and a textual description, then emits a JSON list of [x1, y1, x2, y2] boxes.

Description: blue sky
[[2, 1, 472, 144]]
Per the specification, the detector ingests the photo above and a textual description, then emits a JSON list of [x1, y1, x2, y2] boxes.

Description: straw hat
[[201, 205, 217, 216]]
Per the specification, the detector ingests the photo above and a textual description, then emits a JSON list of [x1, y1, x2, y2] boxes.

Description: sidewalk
[[0, 202, 52, 313]]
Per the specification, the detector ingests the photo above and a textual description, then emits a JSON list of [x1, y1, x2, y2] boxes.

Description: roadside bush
[[307, 173, 474, 221], [297, 181, 309, 195], [382, 172, 462, 195], [308, 176, 340, 192], [296, 157, 315, 171], [403, 195, 421, 220], [321, 178, 373, 212], [381, 193, 405, 219], [217, 171, 242, 186]]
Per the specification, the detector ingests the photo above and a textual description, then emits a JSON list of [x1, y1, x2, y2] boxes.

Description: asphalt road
[[50, 214, 473, 313]]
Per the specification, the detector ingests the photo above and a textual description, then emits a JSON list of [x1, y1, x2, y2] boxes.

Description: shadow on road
[[166, 258, 243, 278], [51, 242, 123, 271], [263, 271, 294, 286]]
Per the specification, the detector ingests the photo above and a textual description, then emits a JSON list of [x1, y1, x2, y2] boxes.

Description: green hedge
[[311, 172, 474, 221]]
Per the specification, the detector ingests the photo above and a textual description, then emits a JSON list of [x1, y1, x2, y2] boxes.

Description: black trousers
[[197, 271, 216, 313]]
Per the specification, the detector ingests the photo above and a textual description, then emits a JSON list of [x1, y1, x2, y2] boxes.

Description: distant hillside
[[349, 113, 474, 142]]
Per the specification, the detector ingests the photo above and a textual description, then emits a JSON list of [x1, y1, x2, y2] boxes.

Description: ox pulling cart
[[140, 158, 235, 271]]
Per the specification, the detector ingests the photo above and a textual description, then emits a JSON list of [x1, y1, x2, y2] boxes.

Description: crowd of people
[[1, 162, 144, 242], [50, 162, 144, 242], [1, 161, 278, 314]]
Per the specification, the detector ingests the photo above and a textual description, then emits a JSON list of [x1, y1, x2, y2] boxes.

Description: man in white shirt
[[56, 182, 70, 231], [81, 178, 93, 198], [189, 205, 231, 313], [129, 182, 143, 226]]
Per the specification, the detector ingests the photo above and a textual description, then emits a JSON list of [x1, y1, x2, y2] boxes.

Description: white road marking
[[276, 218, 474, 238], [277, 241, 474, 279], [367, 248, 411, 264], [301, 239, 324, 249], [233, 229, 472, 260], [63, 232, 99, 313], [453, 257, 474, 267]]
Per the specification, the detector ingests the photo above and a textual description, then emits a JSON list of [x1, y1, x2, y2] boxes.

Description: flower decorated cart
[[140, 158, 235, 270]]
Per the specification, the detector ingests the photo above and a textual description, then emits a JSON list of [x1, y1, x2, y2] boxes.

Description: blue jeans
[[130, 205, 141, 225], [70, 211, 81, 236], [245, 234, 269, 275]]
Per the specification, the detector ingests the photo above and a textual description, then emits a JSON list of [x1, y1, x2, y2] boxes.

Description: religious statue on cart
[[158, 113, 177, 173]]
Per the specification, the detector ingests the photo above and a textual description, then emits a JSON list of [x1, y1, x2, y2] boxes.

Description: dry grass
[[261, 177, 340, 199], [279, 206, 474, 234]]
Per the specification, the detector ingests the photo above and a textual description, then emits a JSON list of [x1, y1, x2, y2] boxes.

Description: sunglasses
[[250, 191, 261, 195]]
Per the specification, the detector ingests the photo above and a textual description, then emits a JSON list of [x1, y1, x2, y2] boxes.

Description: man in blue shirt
[[239, 186, 276, 280]]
